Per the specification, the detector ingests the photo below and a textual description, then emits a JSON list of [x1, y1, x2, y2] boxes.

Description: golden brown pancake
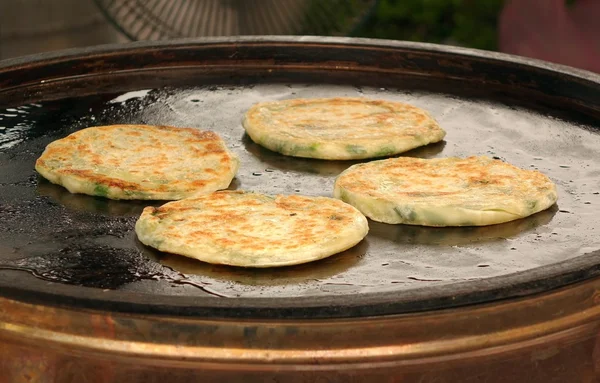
[[334, 156, 558, 226], [135, 191, 369, 267], [243, 97, 446, 160], [35, 124, 239, 200]]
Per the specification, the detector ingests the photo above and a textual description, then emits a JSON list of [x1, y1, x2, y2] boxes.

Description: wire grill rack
[[93, 0, 377, 40]]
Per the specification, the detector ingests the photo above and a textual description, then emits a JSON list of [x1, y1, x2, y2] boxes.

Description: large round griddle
[[0, 37, 599, 319]]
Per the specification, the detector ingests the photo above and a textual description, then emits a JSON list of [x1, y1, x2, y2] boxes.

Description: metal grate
[[93, 0, 377, 40]]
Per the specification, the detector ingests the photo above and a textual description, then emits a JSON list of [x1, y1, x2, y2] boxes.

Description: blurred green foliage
[[353, 0, 505, 51]]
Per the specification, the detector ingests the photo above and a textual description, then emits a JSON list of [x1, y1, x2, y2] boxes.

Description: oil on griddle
[[1, 83, 599, 299]]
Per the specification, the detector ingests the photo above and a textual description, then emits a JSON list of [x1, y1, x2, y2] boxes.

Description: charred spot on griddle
[[0, 245, 169, 289]]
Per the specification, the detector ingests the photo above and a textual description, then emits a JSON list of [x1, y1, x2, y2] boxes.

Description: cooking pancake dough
[[135, 191, 369, 268], [242, 97, 446, 160], [334, 156, 558, 227], [35, 124, 239, 200]]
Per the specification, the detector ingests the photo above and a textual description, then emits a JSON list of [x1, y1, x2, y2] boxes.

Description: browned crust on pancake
[[35, 124, 239, 200], [242, 97, 446, 160], [334, 156, 558, 226], [135, 191, 369, 267]]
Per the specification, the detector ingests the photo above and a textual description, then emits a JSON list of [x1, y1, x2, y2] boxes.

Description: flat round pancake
[[242, 97, 446, 160], [135, 191, 369, 268], [35, 124, 239, 200], [334, 156, 558, 227]]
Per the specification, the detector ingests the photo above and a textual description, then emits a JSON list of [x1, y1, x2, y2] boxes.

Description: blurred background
[[0, 0, 598, 73]]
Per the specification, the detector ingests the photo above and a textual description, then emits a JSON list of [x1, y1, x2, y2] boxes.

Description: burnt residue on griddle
[[0, 179, 225, 296], [0, 246, 159, 289], [0, 245, 227, 297]]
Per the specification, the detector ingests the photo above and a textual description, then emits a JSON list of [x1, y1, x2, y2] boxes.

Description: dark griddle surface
[[0, 37, 599, 319]]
